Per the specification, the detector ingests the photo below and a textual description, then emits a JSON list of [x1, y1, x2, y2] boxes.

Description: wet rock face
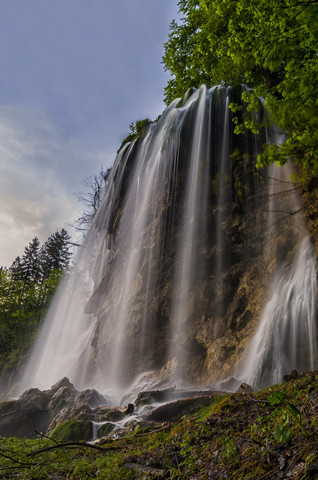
[[0, 395, 49, 438], [98, 143, 317, 388], [91, 177, 285, 386]]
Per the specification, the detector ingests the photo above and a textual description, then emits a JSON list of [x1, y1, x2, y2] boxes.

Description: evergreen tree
[[9, 256, 23, 282], [40, 228, 72, 279], [0, 229, 72, 386], [10, 237, 42, 284]]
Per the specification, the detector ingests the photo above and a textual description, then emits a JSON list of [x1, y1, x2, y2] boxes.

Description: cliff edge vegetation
[[163, 0, 318, 175]]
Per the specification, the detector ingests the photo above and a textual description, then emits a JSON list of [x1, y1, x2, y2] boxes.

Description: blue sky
[[0, 0, 179, 267]]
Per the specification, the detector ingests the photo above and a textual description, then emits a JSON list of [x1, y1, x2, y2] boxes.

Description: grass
[[0, 372, 317, 479]]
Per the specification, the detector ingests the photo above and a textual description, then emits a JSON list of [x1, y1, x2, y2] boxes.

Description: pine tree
[[40, 228, 72, 279], [9, 256, 23, 281], [12, 237, 42, 284]]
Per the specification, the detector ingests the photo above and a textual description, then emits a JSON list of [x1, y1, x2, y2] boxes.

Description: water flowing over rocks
[[0, 378, 227, 440], [16, 85, 318, 403]]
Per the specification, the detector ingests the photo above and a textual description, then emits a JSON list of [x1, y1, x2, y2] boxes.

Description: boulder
[[48, 386, 79, 418], [17, 387, 49, 410], [46, 404, 93, 435], [74, 389, 106, 409], [46, 377, 75, 398], [97, 421, 116, 438], [134, 388, 176, 406], [0, 389, 50, 438], [144, 394, 223, 423], [0, 380, 108, 439], [236, 383, 253, 394], [50, 419, 93, 442], [123, 403, 134, 415]]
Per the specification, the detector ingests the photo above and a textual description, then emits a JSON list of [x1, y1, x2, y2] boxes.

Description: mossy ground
[[0, 372, 317, 479]]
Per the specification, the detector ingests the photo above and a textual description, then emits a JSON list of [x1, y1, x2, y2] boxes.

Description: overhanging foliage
[[163, 0, 318, 173]]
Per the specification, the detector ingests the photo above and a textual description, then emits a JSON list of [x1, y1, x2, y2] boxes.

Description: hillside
[[0, 372, 317, 479]]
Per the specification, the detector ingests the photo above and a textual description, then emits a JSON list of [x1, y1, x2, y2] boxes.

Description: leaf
[[286, 402, 301, 419], [267, 390, 286, 406], [274, 424, 291, 443]]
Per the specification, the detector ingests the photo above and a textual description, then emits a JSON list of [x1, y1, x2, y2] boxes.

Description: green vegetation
[[163, 0, 318, 174], [118, 118, 152, 152], [0, 372, 316, 479], [0, 229, 72, 386], [50, 420, 93, 442]]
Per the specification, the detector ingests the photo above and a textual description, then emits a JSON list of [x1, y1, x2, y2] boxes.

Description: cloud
[[0, 105, 111, 267]]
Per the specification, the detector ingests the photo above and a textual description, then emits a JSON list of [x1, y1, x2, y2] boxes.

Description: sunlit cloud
[[0, 105, 110, 267]]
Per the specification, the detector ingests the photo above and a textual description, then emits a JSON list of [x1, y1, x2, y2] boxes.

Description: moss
[[0, 373, 317, 479], [0, 399, 16, 413], [104, 409, 125, 421], [50, 420, 93, 442], [118, 118, 152, 152], [98, 422, 116, 438]]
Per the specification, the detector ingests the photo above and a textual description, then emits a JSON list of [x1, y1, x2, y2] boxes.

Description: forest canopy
[[162, 0, 318, 173]]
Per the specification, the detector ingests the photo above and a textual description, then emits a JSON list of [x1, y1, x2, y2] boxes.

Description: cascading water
[[18, 86, 317, 399], [235, 160, 318, 388], [236, 236, 317, 388]]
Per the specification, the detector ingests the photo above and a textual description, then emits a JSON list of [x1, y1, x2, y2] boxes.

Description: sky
[[0, 0, 179, 267]]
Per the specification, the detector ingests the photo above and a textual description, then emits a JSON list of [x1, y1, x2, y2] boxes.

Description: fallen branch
[[240, 385, 270, 404], [0, 450, 36, 466], [27, 441, 119, 457]]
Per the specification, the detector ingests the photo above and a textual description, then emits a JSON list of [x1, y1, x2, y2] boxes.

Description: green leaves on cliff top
[[163, 0, 318, 174]]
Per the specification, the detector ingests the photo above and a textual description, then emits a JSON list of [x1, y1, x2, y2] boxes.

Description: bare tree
[[73, 166, 109, 236]]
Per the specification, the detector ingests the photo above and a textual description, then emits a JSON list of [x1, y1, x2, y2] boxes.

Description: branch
[[0, 409, 48, 417], [27, 441, 119, 457], [0, 450, 36, 466], [267, 186, 302, 197], [265, 175, 302, 185], [239, 386, 270, 404], [265, 207, 304, 215]]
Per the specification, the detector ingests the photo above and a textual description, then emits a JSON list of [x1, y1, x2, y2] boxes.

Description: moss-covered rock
[[50, 419, 93, 442], [98, 421, 116, 438]]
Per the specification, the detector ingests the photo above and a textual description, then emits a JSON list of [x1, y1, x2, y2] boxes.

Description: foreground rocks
[[0, 378, 124, 439], [1, 372, 317, 479], [0, 378, 229, 440]]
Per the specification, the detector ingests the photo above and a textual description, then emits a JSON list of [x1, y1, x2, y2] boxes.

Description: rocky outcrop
[[144, 394, 225, 423], [0, 376, 229, 441], [0, 378, 112, 438]]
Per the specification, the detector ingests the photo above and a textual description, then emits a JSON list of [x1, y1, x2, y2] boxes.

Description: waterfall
[[18, 86, 317, 398], [236, 160, 318, 388], [237, 237, 317, 388]]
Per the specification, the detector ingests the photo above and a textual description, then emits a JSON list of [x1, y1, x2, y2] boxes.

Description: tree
[[10, 237, 42, 284], [163, 0, 318, 174], [0, 230, 72, 386], [73, 166, 108, 235], [40, 228, 72, 279]]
